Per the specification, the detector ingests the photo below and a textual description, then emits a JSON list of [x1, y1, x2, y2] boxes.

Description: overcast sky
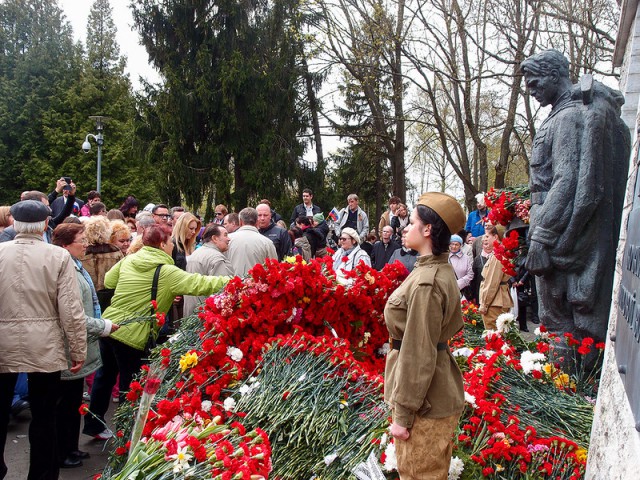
[[59, 0, 160, 90]]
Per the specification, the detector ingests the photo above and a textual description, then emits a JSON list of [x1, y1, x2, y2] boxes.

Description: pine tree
[[131, 0, 314, 216]]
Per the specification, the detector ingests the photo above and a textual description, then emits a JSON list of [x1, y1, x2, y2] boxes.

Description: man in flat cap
[[0, 200, 87, 480]]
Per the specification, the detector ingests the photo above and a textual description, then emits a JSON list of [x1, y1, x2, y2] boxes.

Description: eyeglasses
[[154, 213, 171, 219], [215, 212, 223, 216]]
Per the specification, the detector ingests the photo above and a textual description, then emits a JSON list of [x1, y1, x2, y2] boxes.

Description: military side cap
[[417, 192, 465, 234], [313, 213, 324, 223], [10, 200, 51, 222]]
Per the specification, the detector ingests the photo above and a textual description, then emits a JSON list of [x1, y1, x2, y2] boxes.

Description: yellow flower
[[575, 448, 587, 463], [543, 363, 554, 375], [496, 464, 505, 472], [179, 351, 199, 372], [554, 373, 570, 389], [284, 256, 306, 265], [302, 296, 311, 304]]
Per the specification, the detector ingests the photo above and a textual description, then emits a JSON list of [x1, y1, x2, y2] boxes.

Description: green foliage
[[0, 0, 157, 208], [131, 0, 318, 218]]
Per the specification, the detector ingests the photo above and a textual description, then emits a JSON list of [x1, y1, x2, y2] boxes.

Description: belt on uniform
[[391, 338, 447, 351], [531, 191, 547, 205]]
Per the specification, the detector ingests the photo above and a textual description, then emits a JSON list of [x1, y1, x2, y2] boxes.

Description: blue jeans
[[12, 373, 28, 405]]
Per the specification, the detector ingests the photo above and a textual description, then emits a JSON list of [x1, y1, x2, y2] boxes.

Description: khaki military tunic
[[384, 253, 465, 428]]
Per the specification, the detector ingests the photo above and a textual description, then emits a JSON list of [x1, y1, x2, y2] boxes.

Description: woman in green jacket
[[82, 224, 230, 439]]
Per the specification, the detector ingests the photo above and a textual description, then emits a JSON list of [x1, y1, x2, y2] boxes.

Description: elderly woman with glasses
[[331, 227, 371, 277], [213, 204, 228, 225], [52, 223, 119, 468]]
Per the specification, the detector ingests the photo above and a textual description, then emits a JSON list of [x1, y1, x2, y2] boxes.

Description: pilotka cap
[[10, 200, 51, 222], [417, 192, 466, 234]]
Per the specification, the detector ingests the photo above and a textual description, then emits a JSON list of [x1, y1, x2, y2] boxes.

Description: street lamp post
[[82, 116, 109, 193]]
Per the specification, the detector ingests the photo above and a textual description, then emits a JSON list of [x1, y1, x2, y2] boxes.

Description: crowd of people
[[0, 177, 540, 479]]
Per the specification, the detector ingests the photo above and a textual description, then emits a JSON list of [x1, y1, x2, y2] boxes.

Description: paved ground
[[5, 405, 116, 480]]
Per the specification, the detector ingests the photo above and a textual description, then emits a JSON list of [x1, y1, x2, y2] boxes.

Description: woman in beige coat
[[478, 225, 513, 330]]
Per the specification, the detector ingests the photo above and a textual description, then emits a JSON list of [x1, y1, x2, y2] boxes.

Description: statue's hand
[[525, 240, 552, 275]]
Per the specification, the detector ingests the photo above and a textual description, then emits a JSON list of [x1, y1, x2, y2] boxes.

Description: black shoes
[[70, 450, 90, 460], [60, 457, 83, 468]]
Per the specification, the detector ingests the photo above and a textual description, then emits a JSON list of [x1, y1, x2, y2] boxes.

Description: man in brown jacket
[[0, 200, 87, 480]]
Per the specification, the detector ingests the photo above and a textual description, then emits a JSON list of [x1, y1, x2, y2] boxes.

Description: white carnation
[[520, 350, 546, 374], [226, 346, 243, 362], [452, 347, 473, 358], [448, 456, 464, 480], [200, 400, 212, 412], [223, 397, 236, 412], [383, 442, 397, 471], [239, 384, 252, 396], [464, 392, 477, 408], [377, 342, 390, 355], [496, 313, 515, 334]]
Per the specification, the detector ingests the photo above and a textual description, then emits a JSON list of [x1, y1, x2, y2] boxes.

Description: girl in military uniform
[[384, 192, 466, 479]]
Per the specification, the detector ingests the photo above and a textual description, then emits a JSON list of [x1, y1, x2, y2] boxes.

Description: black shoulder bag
[[143, 265, 163, 358]]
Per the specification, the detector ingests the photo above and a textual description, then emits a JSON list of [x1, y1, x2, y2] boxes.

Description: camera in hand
[[63, 176, 72, 192]]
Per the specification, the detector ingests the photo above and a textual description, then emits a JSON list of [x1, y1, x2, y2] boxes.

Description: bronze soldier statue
[[521, 49, 630, 344]]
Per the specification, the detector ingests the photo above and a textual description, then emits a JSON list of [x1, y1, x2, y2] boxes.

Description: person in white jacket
[[332, 227, 371, 280], [334, 194, 369, 241]]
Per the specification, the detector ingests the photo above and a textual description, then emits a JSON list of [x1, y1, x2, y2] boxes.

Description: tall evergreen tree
[[0, 0, 80, 203], [131, 0, 313, 216]]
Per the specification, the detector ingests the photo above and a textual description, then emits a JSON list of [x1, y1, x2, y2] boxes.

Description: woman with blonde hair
[[81, 216, 124, 311], [0, 206, 12, 234], [172, 212, 202, 260], [109, 220, 132, 255], [167, 212, 202, 329]]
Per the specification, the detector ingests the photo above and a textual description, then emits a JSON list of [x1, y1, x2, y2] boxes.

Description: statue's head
[[520, 50, 570, 107]]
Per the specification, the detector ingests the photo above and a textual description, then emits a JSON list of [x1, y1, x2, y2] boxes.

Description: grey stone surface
[[587, 5, 640, 471], [4, 408, 114, 480]]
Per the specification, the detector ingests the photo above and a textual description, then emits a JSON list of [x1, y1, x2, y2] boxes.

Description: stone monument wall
[[586, 6, 640, 473]]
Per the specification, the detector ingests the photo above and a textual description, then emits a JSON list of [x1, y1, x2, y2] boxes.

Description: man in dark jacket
[[257, 203, 291, 261], [371, 225, 400, 270], [289, 188, 322, 228], [0, 188, 75, 243]]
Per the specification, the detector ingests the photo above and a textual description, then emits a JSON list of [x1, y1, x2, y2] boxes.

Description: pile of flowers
[[100, 256, 407, 478], [484, 185, 531, 276], [449, 305, 602, 479], [485, 185, 531, 227], [96, 258, 600, 480]]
